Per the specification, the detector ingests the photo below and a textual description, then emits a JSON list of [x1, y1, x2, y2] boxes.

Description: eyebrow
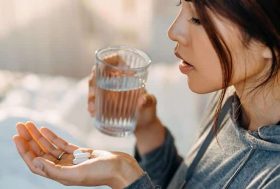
[[185, 0, 192, 1]]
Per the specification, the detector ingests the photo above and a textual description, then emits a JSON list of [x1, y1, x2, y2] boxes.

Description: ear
[[262, 47, 272, 59]]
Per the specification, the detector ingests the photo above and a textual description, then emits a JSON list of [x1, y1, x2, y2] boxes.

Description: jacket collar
[[230, 93, 280, 151]]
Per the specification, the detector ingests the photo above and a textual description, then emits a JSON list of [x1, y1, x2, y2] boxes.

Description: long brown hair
[[192, 0, 280, 129]]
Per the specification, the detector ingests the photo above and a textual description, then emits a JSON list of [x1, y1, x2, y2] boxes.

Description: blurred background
[[0, 0, 178, 77], [0, 0, 209, 188]]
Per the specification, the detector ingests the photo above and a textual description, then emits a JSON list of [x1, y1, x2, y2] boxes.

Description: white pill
[[74, 152, 90, 159], [73, 149, 82, 156], [73, 157, 88, 165]]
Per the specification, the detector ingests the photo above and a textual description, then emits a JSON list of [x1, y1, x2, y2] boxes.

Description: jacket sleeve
[[132, 127, 183, 188], [124, 173, 157, 189]]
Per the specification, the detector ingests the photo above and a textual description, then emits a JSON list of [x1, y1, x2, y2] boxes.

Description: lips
[[174, 49, 194, 74], [179, 60, 194, 74], [182, 60, 193, 66], [174, 51, 194, 67]]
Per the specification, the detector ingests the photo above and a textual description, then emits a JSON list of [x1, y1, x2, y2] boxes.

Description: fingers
[[14, 134, 79, 183], [14, 122, 86, 185], [103, 54, 124, 66], [16, 123, 45, 156], [40, 127, 79, 154], [15, 124, 59, 160], [138, 93, 157, 110], [88, 67, 96, 117], [25, 122, 64, 158], [88, 54, 137, 117], [135, 93, 158, 129], [13, 135, 41, 173], [88, 92, 95, 117]]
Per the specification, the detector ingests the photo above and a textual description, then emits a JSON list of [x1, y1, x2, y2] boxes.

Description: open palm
[[14, 122, 82, 165], [12, 122, 142, 188]]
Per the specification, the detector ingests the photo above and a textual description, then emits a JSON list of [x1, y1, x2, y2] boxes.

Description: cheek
[[187, 35, 224, 94], [187, 65, 224, 94]]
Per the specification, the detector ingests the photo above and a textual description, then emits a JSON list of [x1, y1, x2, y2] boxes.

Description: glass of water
[[94, 46, 151, 137]]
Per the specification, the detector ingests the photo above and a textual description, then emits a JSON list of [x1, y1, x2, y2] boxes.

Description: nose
[[168, 12, 189, 45]]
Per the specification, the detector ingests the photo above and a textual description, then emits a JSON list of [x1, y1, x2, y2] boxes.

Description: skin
[[14, 55, 163, 188], [13, 122, 144, 188], [168, 1, 280, 130], [88, 55, 166, 156], [13, 0, 280, 188]]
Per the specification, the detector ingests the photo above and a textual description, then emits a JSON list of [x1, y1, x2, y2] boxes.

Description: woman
[[13, 0, 280, 188]]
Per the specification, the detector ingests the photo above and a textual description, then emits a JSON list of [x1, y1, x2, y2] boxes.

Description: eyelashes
[[189, 17, 201, 25], [176, 0, 201, 25]]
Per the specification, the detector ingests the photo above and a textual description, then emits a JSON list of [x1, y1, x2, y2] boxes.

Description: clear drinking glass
[[94, 46, 151, 137]]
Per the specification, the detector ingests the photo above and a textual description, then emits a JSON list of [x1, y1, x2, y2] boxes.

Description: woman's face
[[168, 1, 269, 94]]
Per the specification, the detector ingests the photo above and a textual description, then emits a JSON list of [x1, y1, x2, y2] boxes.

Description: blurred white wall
[[0, 0, 178, 78]]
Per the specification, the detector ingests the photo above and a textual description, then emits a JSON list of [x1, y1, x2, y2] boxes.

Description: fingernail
[[16, 122, 24, 126], [141, 95, 147, 103], [25, 121, 33, 126]]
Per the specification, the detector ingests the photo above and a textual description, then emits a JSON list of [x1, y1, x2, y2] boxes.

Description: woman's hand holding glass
[[88, 56, 166, 156], [13, 122, 144, 188]]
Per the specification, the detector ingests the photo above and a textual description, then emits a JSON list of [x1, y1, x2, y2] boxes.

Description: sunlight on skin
[[13, 122, 91, 184], [13, 121, 144, 188]]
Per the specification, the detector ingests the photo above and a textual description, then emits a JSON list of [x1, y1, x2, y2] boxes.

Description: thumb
[[32, 157, 49, 177], [136, 93, 157, 127], [32, 157, 80, 184], [32, 157, 55, 177], [138, 93, 157, 111], [137, 93, 157, 113], [32, 157, 63, 180]]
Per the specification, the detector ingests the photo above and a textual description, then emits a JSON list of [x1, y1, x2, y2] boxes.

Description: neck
[[234, 75, 280, 131]]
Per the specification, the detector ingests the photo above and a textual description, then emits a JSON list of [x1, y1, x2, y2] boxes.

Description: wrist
[[135, 118, 166, 155], [111, 156, 144, 189]]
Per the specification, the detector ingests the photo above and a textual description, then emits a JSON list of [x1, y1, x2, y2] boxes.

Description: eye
[[189, 17, 201, 25], [176, 0, 182, 6]]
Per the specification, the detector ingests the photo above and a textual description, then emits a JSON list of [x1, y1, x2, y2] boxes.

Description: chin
[[188, 81, 221, 94], [189, 87, 212, 94]]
